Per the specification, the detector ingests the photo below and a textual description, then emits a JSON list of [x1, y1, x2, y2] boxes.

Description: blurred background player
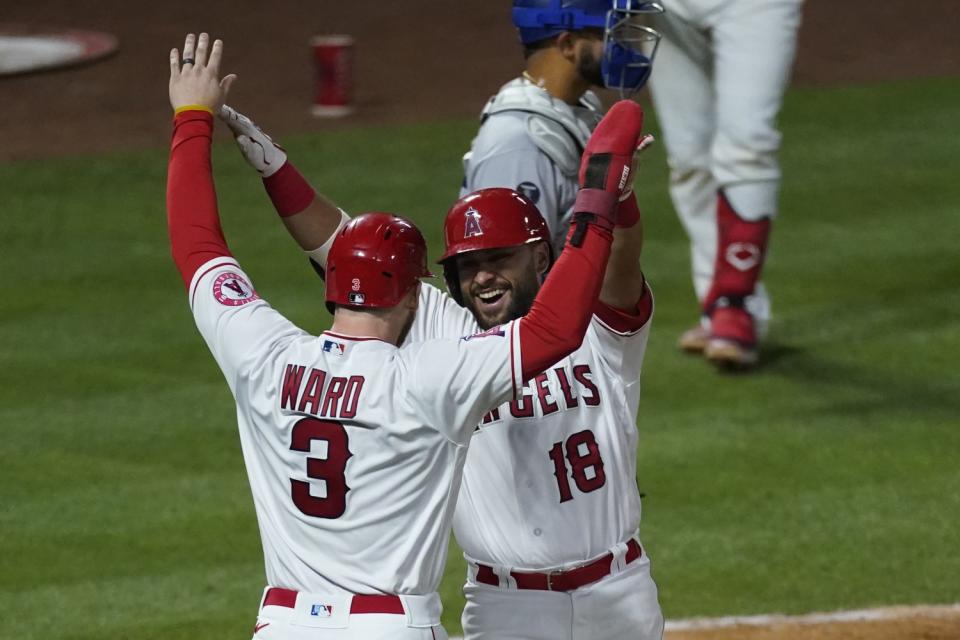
[[218, 96, 663, 638], [460, 0, 664, 252], [647, 0, 804, 369]]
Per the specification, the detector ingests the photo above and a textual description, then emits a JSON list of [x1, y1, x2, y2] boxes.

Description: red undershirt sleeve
[[263, 161, 317, 217], [594, 280, 653, 334], [518, 224, 613, 381], [166, 110, 232, 289]]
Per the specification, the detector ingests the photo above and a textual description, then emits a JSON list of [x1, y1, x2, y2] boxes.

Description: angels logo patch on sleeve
[[213, 272, 259, 306]]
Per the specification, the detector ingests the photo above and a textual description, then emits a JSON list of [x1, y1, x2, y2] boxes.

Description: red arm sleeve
[[518, 225, 613, 380], [166, 110, 231, 288]]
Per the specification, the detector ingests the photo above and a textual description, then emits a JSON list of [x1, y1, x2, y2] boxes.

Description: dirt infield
[[664, 605, 960, 640], [668, 617, 960, 640], [1, 0, 957, 162]]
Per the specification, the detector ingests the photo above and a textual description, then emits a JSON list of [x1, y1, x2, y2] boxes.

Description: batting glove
[[218, 105, 287, 178], [619, 133, 655, 203], [570, 100, 646, 245]]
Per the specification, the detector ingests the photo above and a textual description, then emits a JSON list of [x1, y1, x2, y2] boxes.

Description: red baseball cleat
[[705, 305, 758, 370], [677, 323, 710, 353]]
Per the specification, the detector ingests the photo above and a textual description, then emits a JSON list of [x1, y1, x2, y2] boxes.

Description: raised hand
[[169, 32, 237, 113], [569, 100, 646, 242]]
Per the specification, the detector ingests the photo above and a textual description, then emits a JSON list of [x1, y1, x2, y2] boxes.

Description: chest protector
[[478, 78, 603, 177]]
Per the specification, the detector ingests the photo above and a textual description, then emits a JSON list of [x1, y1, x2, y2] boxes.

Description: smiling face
[[455, 241, 551, 330]]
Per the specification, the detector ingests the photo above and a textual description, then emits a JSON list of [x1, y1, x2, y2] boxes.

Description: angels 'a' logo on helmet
[[463, 207, 483, 238]]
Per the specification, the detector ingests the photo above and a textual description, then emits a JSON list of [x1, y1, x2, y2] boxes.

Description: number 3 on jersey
[[290, 418, 352, 518], [548, 429, 606, 503]]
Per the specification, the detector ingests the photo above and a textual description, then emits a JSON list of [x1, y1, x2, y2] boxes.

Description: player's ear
[[557, 31, 577, 61], [533, 241, 551, 278]]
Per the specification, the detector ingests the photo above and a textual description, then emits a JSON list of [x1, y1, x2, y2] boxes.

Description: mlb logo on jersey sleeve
[[322, 339, 347, 356], [213, 272, 259, 306]]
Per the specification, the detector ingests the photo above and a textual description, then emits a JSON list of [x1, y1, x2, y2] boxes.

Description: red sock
[[703, 191, 771, 313]]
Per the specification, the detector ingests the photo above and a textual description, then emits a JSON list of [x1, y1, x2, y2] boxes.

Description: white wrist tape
[[305, 209, 351, 269]]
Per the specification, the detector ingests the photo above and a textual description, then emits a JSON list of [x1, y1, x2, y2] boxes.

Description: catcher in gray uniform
[[461, 0, 663, 252]]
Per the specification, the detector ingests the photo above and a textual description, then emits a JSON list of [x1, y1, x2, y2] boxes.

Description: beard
[[464, 270, 541, 330], [577, 46, 605, 88]]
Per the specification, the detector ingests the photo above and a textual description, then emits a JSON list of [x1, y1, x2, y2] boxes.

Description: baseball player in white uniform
[[453, 4, 666, 636], [218, 97, 662, 640], [166, 32, 647, 640], [647, 0, 804, 368], [435, 192, 662, 640]]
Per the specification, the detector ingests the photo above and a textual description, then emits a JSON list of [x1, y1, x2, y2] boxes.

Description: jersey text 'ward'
[[280, 364, 365, 419]]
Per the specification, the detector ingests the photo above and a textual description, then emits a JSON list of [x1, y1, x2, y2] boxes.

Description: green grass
[[1, 76, 958, 638]]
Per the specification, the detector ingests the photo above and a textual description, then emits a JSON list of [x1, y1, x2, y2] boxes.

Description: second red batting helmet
[[438, 187, 553, 304], [438, 188, 551, 262], [326, 213, 434, 311]]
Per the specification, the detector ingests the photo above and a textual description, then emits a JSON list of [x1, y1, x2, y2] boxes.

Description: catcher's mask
[[512, 0, 664, 97], [326, 213, 434, 313], [438, 188, 553, 305]]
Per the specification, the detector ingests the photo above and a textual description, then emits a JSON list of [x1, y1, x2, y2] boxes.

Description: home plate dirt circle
[[0, 25, 117, 76]]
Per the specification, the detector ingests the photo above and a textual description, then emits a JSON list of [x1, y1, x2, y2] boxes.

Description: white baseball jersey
[[405, 282, 653, 569], [188, 257, 526, 596], [460, 77, 603, 253]]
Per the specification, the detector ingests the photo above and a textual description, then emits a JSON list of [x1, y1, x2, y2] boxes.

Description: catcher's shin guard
[[701, 192, 771, 367], [702, 191, 771, 319]]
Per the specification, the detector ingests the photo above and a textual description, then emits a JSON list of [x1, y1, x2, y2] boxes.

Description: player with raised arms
[[215, 2, 666, 638], [220, 99, 661, 640], [166, 32, 647, 640]]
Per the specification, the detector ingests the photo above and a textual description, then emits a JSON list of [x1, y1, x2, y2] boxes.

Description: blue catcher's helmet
[[512, 0, 664, 96]]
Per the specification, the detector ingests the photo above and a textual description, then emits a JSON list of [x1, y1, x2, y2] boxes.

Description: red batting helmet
[[438, 187, 553, 304], [326, 213, 434, 311]]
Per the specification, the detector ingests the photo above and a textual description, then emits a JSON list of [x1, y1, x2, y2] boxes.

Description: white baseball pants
[[649, 0, 804, 327], [251, 588, 448, 640], [460, 554, 663, 640]]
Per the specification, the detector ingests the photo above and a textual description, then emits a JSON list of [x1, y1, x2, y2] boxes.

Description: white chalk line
[[447, 602, 960, 638]]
